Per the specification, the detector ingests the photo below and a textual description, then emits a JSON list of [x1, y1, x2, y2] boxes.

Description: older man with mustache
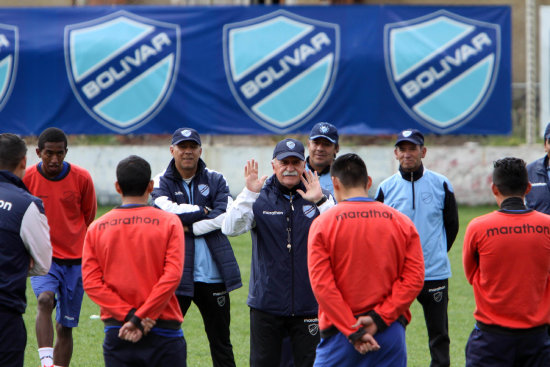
[[223, 138, 335, 367]]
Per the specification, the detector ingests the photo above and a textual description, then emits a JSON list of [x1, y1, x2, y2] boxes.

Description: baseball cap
[[395, 129, 424, 146], [544, 123, 550, 139], [309, 122, 339, 144], [273, 138, 305, 161], [172, 128, 201, 146]]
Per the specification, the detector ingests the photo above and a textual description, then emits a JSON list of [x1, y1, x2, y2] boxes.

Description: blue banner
[[0, 5, 511, 135]]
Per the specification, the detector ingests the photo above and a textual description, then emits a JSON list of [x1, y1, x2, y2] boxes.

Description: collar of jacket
[[165, 157, 206, 181], [499, 197, 532, 213], [306, 156, 331, 176], [399, 163, 424, 182], [0, 170, 28, 192]]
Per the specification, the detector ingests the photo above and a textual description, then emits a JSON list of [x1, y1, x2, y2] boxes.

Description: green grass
[[22, 204, 497, 366]]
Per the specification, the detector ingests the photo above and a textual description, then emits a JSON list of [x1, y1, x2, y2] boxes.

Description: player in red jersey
[[463, 157, 550, 367], [308, 153, 424, 367], [23, 128, 96, 367], [82, 155, 186, 367]]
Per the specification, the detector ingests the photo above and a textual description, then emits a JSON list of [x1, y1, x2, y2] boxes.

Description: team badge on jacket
[[64, 11, 180, 133], [199, 184, 210, 197], [223, 10, 340, 133], [0, 23, 18, 112], [302, 204, 316, 219], [384, 10, 500, 133]]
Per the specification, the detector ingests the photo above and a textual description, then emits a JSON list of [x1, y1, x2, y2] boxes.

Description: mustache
[[282, 171, 298, 177]]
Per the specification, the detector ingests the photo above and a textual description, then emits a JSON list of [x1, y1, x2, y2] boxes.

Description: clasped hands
[[118, 317, 156, 343], [351, 316, 381, 355]]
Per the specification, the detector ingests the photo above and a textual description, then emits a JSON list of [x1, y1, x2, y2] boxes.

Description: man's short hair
[[493, 157, 528, 196], [38, 127, 67, 151], [0, 133, 27, 171], [330, 153, 368, 188], [116, 155, 151, 197]]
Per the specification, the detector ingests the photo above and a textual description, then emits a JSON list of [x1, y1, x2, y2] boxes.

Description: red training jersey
[[82, 205, 184, 323], [308, 199, 424, 338], [463, 210, 550, 329], [23, 163, 97, 260]]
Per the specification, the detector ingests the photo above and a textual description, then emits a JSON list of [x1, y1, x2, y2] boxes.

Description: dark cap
[[309, 122, 339, 144], [395, 129, 424, 146], [172, 128, 201, 146], [273, 138, 305, 161], [544, 123, 550, 140]]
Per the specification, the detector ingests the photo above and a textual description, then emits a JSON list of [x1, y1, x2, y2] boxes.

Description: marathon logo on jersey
[[223, 10, 340, 133], [64, 11, 180, 133], [384, 10, 500, 133], [0, 24, 18, 112]]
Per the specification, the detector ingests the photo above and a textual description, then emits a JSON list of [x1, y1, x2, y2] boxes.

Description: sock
[[38, 347, 54, 367]]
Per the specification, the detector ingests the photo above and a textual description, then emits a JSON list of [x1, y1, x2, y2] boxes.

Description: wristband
[[315, 195, 328, 207]]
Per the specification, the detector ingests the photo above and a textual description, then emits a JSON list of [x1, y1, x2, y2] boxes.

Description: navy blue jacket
[[248, 176, 329, 316], [526, 155, 550, 215], [152, 158, 241, 296], [0, 171, 48, 314]]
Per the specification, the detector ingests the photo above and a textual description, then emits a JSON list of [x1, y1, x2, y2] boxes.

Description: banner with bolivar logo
[[0, 5, 510, 135]]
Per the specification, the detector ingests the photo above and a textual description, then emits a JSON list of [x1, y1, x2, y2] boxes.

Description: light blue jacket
[[376, 165, 458, 281]]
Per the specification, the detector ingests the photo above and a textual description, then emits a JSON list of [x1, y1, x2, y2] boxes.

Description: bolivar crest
[[0, 23, 18, 112], [64, 11, 180, 133], [384, 10, 500, 133], [223, 10, 340, 133]]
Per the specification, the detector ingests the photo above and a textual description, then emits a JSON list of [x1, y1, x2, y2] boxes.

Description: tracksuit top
[[82, 205, 184, 327], [152, 158, 242, 297], [222, 175, 334, 317], [463, 198, 550, 329], [308, 198, 424, 338], [376, 164, 458, 281], [23, 162, 97, 261], [0, 171, 52, 314], [526, 155, 550, 215]]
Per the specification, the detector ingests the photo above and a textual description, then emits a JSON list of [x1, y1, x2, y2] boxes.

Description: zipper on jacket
[[411, 171, 415, 210], [287, 195, 295, 316]]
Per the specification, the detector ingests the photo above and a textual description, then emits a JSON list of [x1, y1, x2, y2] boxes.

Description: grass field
[[22, 204, 497, 366]]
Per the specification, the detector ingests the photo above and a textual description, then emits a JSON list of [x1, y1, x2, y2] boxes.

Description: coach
[[222, 138, 335, 367], [375, 129, 458, 367], [152, 128, 241, 367], [463, 157, 550, 366], [525, 122, 550, 214]]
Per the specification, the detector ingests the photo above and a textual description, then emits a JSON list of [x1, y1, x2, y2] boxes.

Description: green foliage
[[23, 205, 497, 367]]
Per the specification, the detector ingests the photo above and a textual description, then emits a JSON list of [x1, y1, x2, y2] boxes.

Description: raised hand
[[244, 159, 268, 193], [296, 170, 323, 203]]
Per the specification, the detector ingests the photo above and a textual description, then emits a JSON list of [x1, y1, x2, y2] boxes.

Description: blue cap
[[273, 138, 305, 161], [172, 128, 201, 146], [395, 129, 424, 146], [544, 123, 550, 139], [309, 122, 339, 144]]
